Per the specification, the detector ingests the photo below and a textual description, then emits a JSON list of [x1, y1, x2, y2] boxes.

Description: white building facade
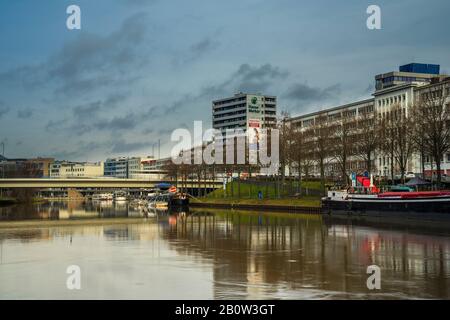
[[49, 161, 104, 178], [290, 63, 450, 180]]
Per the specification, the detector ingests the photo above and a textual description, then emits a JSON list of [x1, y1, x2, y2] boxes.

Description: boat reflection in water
[[0, 201, 449, 299]]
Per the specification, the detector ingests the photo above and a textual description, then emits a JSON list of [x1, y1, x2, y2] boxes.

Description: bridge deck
[[0, 178, 222, 189]]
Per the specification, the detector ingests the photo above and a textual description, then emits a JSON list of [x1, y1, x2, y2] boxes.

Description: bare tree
[[413, 82, 450, 186], [378, 111, 397, 183], [329, 108, 358, 185], [391, 104, 415, 183], [312, 114, 330, 194], [277, 112, 291, 198], [291, 126, 310, 195], [355, 106, 378, 174]]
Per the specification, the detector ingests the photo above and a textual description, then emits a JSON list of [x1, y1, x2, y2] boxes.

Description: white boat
[[92, 193, 113, 201], [148, 194, 169, 210], [113, 191, 128, 202]]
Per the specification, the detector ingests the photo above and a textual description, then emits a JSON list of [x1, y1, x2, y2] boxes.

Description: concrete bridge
[[0, 178, 222, 189]]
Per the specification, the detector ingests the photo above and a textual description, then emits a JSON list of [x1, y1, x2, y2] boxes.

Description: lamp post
[[151, 140, 161, 180], [0, 141, 4, 198]]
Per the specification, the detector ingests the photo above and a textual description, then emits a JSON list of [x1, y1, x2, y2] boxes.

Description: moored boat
[[113, 190, 128, 202], [322, 189, 450, 218], [322, 173, 450, 219], [92, 193, 114, 201]]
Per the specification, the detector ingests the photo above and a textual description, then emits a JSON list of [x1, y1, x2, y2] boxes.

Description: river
[[0, 200, 449, 299]]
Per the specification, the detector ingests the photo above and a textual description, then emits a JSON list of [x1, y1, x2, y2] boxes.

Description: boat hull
[[169, 197, 189, 207], [322, 196, 450, 219]]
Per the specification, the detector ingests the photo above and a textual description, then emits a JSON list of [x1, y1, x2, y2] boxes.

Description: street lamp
[[151, 140, 161, 180], [0, 141, 4, 198]]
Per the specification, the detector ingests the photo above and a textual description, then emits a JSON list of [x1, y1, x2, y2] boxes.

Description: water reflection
[[0, 200, 150, 221], [0, 201, 449, 299]]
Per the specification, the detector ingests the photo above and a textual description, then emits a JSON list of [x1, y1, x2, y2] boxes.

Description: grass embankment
[[192, 180, 323, 208]]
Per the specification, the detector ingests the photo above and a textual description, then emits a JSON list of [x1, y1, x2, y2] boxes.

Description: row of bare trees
[[162, 81, 450, 197], [280, 81, 450, 189]]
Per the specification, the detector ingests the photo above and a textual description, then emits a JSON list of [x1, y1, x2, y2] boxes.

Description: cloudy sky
[[0, 0, 449, 161]]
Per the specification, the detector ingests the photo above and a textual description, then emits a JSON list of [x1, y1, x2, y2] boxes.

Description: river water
[[0, 201, 449, 299]]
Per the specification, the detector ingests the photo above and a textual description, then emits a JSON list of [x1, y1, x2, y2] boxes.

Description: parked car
[[405, 172, 416, 179]]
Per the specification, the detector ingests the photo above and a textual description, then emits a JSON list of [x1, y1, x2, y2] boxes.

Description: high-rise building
[[212, 93, 277, 135]]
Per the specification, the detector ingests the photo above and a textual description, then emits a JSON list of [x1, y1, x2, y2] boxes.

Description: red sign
[[248, 119, 260, 128]]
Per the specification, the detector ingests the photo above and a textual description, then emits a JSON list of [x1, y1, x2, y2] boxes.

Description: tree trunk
[[237, 169, 241, 199], [436, 157, 442, 188], [320, 158, 325, 195], [421, 151, 425, 179]]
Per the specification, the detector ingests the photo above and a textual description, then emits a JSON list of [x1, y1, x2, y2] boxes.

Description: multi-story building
[[212, 93, 277, 135], [25, 158, 55, 177], [0, 157, 54, 178], [50, 161, 104, 178], [104, 156, 168, 179], [375, 63, 441, 91], [104, 157, 142, 178], [290, 62, 450, 179], [290, 98, 375, 178]]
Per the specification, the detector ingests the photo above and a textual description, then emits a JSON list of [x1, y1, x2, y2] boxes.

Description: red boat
[[322, 176, 450, 219]]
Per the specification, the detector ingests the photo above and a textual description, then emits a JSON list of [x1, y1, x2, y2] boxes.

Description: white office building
[[290, 63, 450, 179], [49, 161, 104, 178]]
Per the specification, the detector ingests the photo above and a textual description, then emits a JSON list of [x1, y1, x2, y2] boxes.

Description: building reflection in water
[[0, 202, 449, 299], [0, 200, 148, 221], [159, 211, 450, 299]]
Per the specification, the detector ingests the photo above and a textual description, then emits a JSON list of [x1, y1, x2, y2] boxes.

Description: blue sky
[[1, 0, 449, 161]]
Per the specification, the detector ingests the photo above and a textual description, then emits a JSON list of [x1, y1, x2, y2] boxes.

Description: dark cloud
[[95, 106, 156, 132], [199, 63, 288, 100], [17, 109, 33, 119], [0, 12, 151, 98], [111, 140, 150, 153], [50, 13, 150, 97], [284, 83, 341, 103], [72, 93, 128, 120], [73, 101, 102, 120], [237, 64, 288, 83], [0, 102, 9, 119], [96, 113, 139, 131], [234, 63, 289, 93], [120, 0, 158, 6], [190, 38, 219, 56], [45, 119, 69, 132], [51, 141, 104, 161], [151, 63, 287, 129]]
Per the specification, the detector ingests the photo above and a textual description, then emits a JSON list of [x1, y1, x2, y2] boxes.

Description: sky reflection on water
[[0, 201, 449, 299]]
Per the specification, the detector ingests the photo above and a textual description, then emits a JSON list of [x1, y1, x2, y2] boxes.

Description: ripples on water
[[0, 201, 449, 299]]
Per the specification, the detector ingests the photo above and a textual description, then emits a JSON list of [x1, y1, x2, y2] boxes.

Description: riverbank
[[0, 197, 49, 206], [0, 197, 17, 206], [190, 197, 322, 214]]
